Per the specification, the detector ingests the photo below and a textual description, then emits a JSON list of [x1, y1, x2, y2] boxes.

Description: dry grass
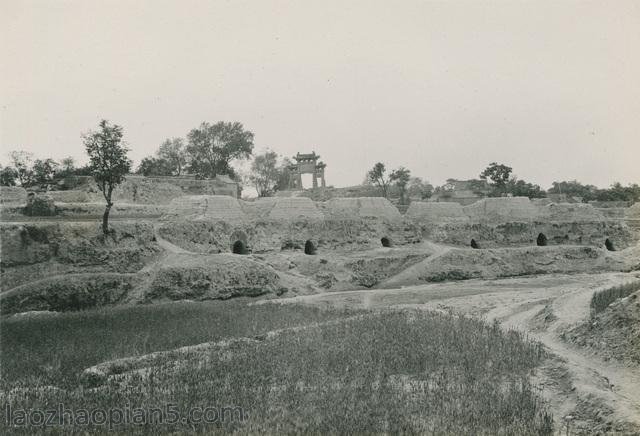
[[0, 301, 553, 434], [590, 280, 640, 315]]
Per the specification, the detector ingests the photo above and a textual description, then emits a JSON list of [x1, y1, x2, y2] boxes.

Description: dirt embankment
[[157, 218, 420, 254], [381, 245, 637, 288], [0, 221, 160, 291], [0, 273, 138, 315], [563, 289, 640, 366], [417, 221, 636, 249], [143, 254, 286, 301]]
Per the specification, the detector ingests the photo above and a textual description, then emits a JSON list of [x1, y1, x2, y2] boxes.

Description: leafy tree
[[185, 121, 254, 179], [0, 165, 18, 186], [548, 180, 598, 201], [157, 138, 187, 176], [503, 178, 545, 198], [595, 182, 640, 202], [368, 162, 390, 198], [83, 120, 132, 235], [71, 164, 93, 176], [275, 157, 294, 192], [407, 177, 434, 200], [390, 167, 411, 204], [249, 150, 281, 197], [479, 162, 513, 193], [55, 157, 77, 179], [136, 156, 174, 176], [32, 158, 59, 186], [8, 151, 36, 186]]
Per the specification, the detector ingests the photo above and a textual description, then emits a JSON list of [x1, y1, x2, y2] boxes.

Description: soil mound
[[0, 221, 159, 291], [463, 197, 541, 222], [165, 195, 246, 221], [47, 190, 93, 203], [541, 203, 606, 222], [0, 187, 28, 205], [565, 289, 640, 365], [269, 198, 324, 221], [0, 273, 137, 315], [406, 202, 469, 223], [626, 203, 640, 219], [381, 246, 626, 287], [322, 197, 401, 221], [145, 254, 283, 301], [240, 198, 278, 219]]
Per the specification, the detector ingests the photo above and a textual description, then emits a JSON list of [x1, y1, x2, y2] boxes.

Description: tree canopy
[[390, 167, 411, 203], [367, 162, 390, 198], [479, 162, 513, 191], [249, 150, 280, 197], [185, 121, 254, 179]]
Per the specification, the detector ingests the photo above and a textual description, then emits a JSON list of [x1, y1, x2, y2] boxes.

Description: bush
[[22, 194, 57, 216]]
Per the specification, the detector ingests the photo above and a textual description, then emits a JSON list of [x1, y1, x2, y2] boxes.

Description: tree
[[368, 162, 390, 198], [55, 157, 77, 178], [0, 165, 18, 186], [504, 178, 545, 198], [595, 182, 640, 202], [157, 138, 187, 176], [390, 167, 411, 204], [275, 157, 294, 192], [548, 180, 598, 201], [407, 177, 434, 200], [185, 122, 254, 179], [8, 151, 35, 186], [32, 158, 59, 186], [83, 120, 132, 235], [479, 162, 513, 193], [136, 156, 174, 176], [249, 150, 281, 197]]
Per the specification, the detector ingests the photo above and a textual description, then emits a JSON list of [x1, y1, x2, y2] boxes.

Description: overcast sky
[[1, 0, 639, 189]]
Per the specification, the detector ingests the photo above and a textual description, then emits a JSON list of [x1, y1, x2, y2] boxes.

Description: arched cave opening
[[470, 239, 480, 249], [605, 238, 615, 251], [536, 233, 548, 247], [232, 240, 247, 255], [381, 237, 392, 247], [304, 240, 317, 255]]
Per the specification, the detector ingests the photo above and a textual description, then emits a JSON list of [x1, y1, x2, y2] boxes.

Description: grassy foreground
[[1, 300, 553, 434]]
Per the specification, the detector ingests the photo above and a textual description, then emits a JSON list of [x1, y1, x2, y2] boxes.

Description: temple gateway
[[287, 152, 326, 189]]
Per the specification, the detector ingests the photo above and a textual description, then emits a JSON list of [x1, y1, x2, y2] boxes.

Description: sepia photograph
[[1, 0, 639, 434]]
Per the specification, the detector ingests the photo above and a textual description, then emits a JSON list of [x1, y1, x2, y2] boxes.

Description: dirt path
[[264, 271, 640, 430], [494, 281, 640, 430], [152, 223, 192, 255]]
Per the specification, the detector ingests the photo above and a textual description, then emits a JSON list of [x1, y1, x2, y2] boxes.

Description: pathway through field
[[264, 271, 640, 429]]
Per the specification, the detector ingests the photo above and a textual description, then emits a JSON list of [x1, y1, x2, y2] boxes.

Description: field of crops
[[1, 300, 553, 434]]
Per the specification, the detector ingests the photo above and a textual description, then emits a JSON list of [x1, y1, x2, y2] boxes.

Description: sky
[[1, 0, 639, 190]]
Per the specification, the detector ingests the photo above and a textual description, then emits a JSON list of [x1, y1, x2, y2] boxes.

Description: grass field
[[0, 300, 553, 434]]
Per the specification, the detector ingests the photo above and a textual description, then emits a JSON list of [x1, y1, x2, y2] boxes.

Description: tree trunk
[[102, 202, 112, 235]]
